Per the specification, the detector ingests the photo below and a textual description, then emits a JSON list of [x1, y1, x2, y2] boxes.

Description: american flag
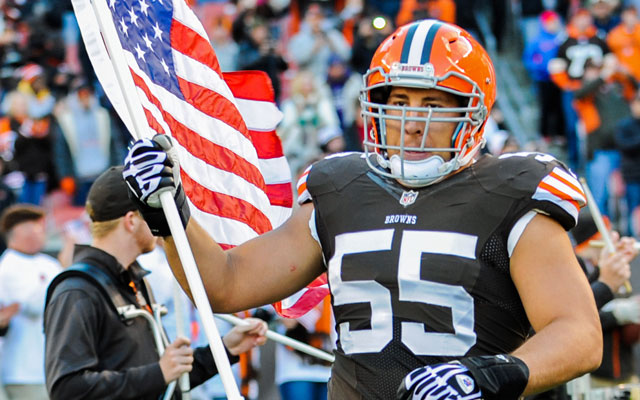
[[103, 0, 291, 244], [78, 0, 329, 316]]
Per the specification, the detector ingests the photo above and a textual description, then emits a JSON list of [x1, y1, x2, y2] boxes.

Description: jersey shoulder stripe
[[296, 152, 368, 205], [488, 152, 584, 229], [534, 166, 586, 222], [296, 164, 313, 204]]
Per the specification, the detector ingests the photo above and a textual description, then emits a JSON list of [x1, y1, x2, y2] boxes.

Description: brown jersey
[[297, 152, 586, 399]]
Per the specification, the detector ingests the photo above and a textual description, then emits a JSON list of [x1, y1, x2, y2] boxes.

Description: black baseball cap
[[86, 166, 138, 222]]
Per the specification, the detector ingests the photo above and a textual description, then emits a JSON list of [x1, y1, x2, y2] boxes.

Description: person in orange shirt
[[396, 0, 455, 27], [549, 8, 611, 171], [607, 6, 640, 83]]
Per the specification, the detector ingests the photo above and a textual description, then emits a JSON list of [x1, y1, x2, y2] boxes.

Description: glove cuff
[[129, 184, 191, 236], [459, 354, 529, 400]]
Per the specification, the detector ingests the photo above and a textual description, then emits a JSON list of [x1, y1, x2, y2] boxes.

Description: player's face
[[384, 87, 460, 162]]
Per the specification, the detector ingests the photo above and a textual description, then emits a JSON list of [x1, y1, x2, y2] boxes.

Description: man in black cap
[[43, 166, 268, 400]]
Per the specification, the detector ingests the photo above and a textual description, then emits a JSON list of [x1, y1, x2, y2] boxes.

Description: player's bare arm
[[510, 213, 602, 394], [164, 202, 325, 313]]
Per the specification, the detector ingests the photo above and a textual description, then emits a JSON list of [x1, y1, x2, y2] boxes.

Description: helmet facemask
[[361, 63, 488, 188]]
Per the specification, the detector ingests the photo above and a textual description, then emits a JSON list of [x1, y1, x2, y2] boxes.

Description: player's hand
[[397, 362, 481, 400], [122, 134, 190, 236], [123, 134, 179, 208], [159, 336, 194, 384], [223, 317, 268, 355], [398, 355, 529, 400]]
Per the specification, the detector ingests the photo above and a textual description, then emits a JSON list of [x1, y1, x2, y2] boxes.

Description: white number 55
[[328, 229, 477, 355]]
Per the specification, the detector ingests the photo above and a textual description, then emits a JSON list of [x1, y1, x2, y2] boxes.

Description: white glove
[[602, 296, 640, 325]]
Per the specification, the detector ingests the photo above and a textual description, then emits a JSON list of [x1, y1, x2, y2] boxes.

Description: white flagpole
[[72, 0, 242, 397], [579, 177, 632, 293], [172, 282, 191, 399], [215, 314, 335, 363]]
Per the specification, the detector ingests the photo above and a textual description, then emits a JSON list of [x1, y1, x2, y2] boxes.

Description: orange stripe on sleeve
[[538, 181, 580, 213]]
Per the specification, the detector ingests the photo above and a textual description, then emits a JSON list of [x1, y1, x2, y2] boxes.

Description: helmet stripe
[[401, 20, 443, 65], [420, 21, 443, 64], [400, 23, 419, 63]]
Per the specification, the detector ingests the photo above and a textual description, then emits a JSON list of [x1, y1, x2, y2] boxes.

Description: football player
[[123, 20, 602, 400]]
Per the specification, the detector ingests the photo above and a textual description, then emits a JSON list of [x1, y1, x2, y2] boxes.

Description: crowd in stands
[[522, 0, 640, 238], [0, 0, 640, 399]]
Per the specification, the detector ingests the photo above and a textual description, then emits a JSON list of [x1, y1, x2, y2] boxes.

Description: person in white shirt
[[0, 204, 62, 399]]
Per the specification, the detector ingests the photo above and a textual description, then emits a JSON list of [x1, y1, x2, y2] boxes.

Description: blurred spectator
[[0, 204, 62, 400], [615, 92, 640, 237], [343, 97, 364, 152], [573, 56, 634, 217], [516, 0, 571, 48], [237, 17, 288, 103], [589, 0, 622, 38], [325, 54, 361, 132], [10, 63, 54, 119], [232, 0, 284, 45], [0, 159, 16, 254], [549, 8, 611, 171], [2, 90, 54, 205], [278, 69, 341, 176], [523, 10, 566, 143], [360, 0, 400, 20], [571, 211, 640, 387], [396, 0, 456, 27], [287, 3, 350, 79], [52, 80, 126, 206], [606, 5, 640, 83], [209, 15, 239, 72], [350, 13, 393, 75], [275, 297, 333, 400]]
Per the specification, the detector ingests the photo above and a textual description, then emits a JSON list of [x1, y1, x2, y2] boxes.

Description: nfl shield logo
[[456, 374, 475, 394], [399, 190, 418, 206]]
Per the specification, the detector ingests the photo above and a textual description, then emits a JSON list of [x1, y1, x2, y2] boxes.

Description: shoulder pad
[[297, 152, 368, 204], [479, 153, 586, 230]]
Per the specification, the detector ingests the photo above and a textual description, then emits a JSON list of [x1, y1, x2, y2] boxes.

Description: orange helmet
[[361, 19, 496, 187]]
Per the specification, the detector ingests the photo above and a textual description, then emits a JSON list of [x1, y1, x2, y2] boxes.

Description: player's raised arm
[[123, 135, 325, 313]]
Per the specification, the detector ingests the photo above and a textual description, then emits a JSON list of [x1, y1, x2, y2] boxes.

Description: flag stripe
[[177, 76, 250, 140], [130, 68, 267, 191], [125, 52, 260, 163], [223, 71, 275, 102], [249, 130, 285, 159], [183, 171, 272, 235], [259, 157, 291, 185], [170, 0, 210, 44], [170, 19, 221, 74], [266, 183, 294, 208]]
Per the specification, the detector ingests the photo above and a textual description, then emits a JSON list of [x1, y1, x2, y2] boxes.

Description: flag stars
[[109, 0, 116, 9], [128, 7, 139, 27], [160, 59, 170, 75], [119, 18, 128, 36], [134, 43, 146, 61], [139, 0, 150, 15], [152, 22, 163, 40], [142, 33, 154, 51]]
